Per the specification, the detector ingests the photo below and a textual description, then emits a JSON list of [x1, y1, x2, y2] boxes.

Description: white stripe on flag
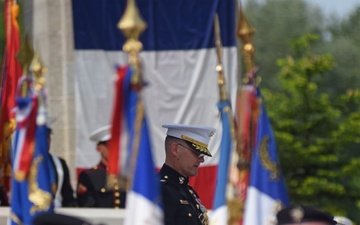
[[124, 191, 163, 225], [209, 205, 227, 225], [243, 186, 279, 225]]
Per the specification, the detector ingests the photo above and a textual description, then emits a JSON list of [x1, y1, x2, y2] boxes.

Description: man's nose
[[198, 156, 205, 163]]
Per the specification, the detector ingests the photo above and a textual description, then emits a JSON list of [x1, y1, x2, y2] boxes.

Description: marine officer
[[76, 125, 126, 208], [159, 123, 216, 225]]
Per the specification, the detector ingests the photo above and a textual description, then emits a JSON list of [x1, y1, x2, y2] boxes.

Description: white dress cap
[[334, 216, 353, 225], [89, 125, 111, 142], [162, 123, 216, 156]]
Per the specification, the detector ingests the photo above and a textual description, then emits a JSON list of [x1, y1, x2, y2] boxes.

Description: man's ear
[[96, 144, 101, 153], [170, 142, 179, 157]]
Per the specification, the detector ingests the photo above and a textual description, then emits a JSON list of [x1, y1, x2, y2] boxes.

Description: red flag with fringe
[[0, 0, 22, 199]]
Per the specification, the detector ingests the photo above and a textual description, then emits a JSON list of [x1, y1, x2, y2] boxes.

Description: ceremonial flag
[[107, 65, 127, 180], [0, 0, 22, 196], [210, 99, 234, 225], [235, 83, 259, 224], [119, 66, 163, 225], [72, 0, 238, 208], [242, 90, 289, 225], [10, 94, 56, 225]]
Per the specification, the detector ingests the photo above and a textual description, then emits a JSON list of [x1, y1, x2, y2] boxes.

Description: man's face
[[97, 142, 109, 165], [175, 142, 205, 177]]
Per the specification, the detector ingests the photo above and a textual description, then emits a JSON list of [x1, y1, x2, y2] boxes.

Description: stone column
[[25, 0, 77, 186]]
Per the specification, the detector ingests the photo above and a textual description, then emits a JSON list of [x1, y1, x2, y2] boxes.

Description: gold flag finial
[[30, 52, 48, 92], [17, 34, 34, 75], [112, 0, 147, 192], [17, 34, 35, 96], [118, 0, 147, 90], [237, 7, 256, 74]]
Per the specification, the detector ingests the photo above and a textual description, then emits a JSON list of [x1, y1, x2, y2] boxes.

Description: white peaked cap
[[162, 123, 216, 156], [89, 125, 111, 142], [334, 216, 353, 225]]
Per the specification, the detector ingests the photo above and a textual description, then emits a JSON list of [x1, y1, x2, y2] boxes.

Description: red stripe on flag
[[16, 98, 38, 179], [189, 165, 217, 209], [107, 66, 128, 177]]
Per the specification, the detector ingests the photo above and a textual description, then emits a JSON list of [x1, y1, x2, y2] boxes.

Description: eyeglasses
[[177, 143, 205, 159]]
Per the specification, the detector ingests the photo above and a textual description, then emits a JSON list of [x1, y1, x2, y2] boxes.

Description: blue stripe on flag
[[213, 100, 232, 209], [72, 0, 236, 50], [249, 92, 289, 204], [124, 66, 163, 207], [132, 119, 162, 205]]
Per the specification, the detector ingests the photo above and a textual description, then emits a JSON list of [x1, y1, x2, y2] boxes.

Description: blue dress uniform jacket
[[49, 155, 77, 207], [159, 164, 209, 225], [76, 163, 126, 208]]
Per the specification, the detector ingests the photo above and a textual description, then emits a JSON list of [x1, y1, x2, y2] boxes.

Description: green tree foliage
[[262, 34, 360, 223], [244, 0, 360, 100], [244, 0, 325, 89], [317, 6, 360, 98]]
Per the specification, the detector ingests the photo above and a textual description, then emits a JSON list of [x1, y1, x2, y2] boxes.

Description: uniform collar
[[97, 162, 107, 170], [160, 164, 189, 185]]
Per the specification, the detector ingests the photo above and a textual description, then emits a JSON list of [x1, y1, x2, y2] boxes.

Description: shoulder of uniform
[[159, 174, 169, 183], [80, 166, 99, 175], [159, 178, 168, 184]]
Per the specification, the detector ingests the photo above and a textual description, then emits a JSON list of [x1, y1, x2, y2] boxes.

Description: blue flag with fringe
[[10, 96, 56, 225], [210, 99, 233, 224], [243, 90, 289, 225]]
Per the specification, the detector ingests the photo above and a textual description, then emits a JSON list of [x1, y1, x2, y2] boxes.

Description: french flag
[[243, 90, 290, 225], [72, 0, 238, 208], [118, 66, 163, 225]]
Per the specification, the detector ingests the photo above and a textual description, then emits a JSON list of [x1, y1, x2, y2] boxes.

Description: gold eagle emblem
[[28, 155, 53, 214], [259, 135, 279, 180]]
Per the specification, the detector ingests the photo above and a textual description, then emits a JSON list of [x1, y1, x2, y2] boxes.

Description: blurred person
[[76, 125, 126, 208], [159, 123, 216, 225], [33, 213, 104, 225], [47, 124, 77, 207], [334, 216, 353, 225], [276, 204, 337, 225], [0, 184, 8, 206]]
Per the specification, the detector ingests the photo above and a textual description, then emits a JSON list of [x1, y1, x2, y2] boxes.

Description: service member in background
[[276, 204, 338, 225], [159, 123, 216, 225], [334, 216, 353, 225], [0, 184, 8, 206], [34, 213, 99, 225], [76, 125, 126, 208], [47, 124, 77, 207]]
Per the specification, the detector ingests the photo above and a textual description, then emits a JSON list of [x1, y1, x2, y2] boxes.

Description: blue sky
[[242, 0, 360, 20], [305, 0, 360, 19]]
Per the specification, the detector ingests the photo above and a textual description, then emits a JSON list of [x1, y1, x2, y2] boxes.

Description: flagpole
[[30, 52, 48, 105], [237, 7, 255, 76], [17, 34, 35, 97], [213, 14, 235, 144], [213, 14, 237, 225], [116, 0, 147, 191], [235, 5, 258, 225]]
